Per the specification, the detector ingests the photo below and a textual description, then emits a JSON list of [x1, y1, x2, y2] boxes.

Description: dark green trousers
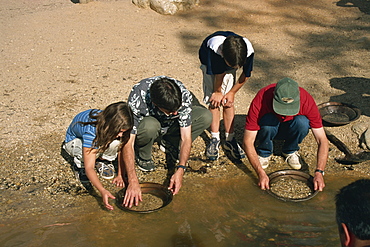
[[135, 105, 212, 160]]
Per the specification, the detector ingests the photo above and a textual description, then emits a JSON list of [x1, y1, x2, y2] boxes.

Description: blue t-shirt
[[65, 109, 101, 149], [199, 31, 254, 77]]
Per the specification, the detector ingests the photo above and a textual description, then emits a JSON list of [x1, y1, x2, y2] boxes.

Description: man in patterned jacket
[[127, 76, 212, 195]]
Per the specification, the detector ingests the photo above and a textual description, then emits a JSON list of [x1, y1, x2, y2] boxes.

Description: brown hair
[[81, 101, 133, 153], [222, 35, 247, 68]]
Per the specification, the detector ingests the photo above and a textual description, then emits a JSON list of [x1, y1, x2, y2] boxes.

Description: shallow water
[[0, 175, 359, 247]]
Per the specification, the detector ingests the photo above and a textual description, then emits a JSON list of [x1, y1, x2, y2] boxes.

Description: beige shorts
[[63, 138, 121, 168], [201, 64, 237, 105]]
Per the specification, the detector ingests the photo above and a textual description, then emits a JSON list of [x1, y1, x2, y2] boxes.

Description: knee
[[64, 138, 82, 150], [259, 114, 279, 134], [202, 109, 213, 127], [260, 124, 278, 134], [192, 106, 213, 128], [138, 117, 161, 136], [293, 115, 309, 128], [259, 113, 280, 126]]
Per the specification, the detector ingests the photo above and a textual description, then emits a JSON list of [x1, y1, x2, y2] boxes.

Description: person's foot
[[136, 156, 155, 172], [258, 155, 271, 169], [206, 138, 220, 160], [95, 161, 115, 179], [223, 137, 246, 160], [74, 167, 89, 183], [282, 151, 301, 169]]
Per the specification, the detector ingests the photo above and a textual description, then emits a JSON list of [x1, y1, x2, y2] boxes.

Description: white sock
[[211, 132, 220, 140], [225, 132, 234, 142]]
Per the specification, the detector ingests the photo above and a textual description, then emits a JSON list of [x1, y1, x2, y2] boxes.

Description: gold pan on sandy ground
[[318, 102, 361, 126]]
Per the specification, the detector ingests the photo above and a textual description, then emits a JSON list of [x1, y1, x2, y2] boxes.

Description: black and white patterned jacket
[[128, 76, 193, 135]]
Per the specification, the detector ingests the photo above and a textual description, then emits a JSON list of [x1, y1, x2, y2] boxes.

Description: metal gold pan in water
[[116, 182, 173, 213], [267, 169, 319, 202]]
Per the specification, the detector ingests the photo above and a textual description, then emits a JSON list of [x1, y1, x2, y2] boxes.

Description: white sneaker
[[283, 151, 301, 170], [95, 162, 115, 179], [258, 155, 271, 169]]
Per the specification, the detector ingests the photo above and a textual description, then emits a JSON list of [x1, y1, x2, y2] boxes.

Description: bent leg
[[98, 140, 121, 161], [135, 116, 161, 160], [209, 106, 221, 134], [63, 138, 83, 168], [165, 105, 212, 146], [255, 113, 280, 157], [191, 105, 213, 141], [281, 115, 310, 154], [223, 105, 235, 134], [222, 69, 237, 134]]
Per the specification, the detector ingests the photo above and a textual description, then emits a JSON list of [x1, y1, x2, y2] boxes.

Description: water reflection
[[0, 175, 360, 246]]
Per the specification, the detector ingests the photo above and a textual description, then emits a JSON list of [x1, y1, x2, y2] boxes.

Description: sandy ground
[[0, 0, 369, 218]]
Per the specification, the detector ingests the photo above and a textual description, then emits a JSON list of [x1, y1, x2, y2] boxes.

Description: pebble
[[2, 120, 370, 220]]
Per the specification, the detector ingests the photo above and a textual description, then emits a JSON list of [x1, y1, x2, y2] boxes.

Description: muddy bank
[[1, 116, 370, 220]]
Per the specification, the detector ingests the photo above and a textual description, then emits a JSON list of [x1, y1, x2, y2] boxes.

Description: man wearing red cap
[[243, 78, 328, 191]]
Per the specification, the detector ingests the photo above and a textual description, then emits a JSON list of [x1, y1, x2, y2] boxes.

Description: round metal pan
[[267, 169, 319, 202], [116, 182, 173, 213], [318, 102, 361, 126]]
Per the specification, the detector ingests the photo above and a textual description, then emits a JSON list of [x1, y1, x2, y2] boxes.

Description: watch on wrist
[[315, 169, 325, 176], [176, 165, 187, 172]]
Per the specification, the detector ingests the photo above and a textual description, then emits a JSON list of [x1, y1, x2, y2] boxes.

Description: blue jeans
[[255, 113, 309, 157]]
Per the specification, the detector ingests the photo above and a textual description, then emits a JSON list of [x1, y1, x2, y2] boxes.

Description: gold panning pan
[[267, 169, 319, 202], [318, 102, 361, 126], [116, 182, 173, 213]]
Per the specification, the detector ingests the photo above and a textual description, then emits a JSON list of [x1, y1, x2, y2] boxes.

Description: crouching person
[[63, 101, 141, 210], [127, 76, 212, 195], [243, 78, 328, 191]]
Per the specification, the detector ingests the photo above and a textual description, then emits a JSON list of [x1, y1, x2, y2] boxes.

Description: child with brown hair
[[63, 101, 141, 210]]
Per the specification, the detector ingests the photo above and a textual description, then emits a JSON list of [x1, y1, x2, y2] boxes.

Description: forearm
[[119, 134, 142, 207], [312, 128, 329, 171], [116, 153, 122, 177], [83, 148, 108, 194], [229, 74, 249, 94], [85, 167, 107, 193], [178, 138, 191, 167], [244, 145, 270, 190], [310, 128, 328, 191], [213, 73, 226, 92], [245, 145, 266, 177], [169, 140, 187, 195], [123, 135, 139, 184], [243, 130, 270, 189], [316, 141, 328, 171]]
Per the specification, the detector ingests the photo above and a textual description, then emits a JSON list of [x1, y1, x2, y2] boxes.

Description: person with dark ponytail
[[63, 101, 141, 210]]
